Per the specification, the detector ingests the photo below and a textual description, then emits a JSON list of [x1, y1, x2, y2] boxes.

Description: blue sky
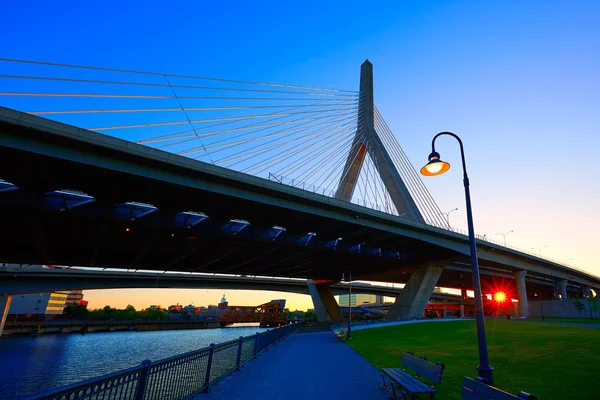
[[2, 0, 599, 310]]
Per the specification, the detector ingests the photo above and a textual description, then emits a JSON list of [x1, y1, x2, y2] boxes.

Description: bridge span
[[1, 60, 598, 327], [0, 265, 461, 300]]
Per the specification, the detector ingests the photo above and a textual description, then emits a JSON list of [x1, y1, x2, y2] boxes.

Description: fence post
[[134, 359, 152, 400], [254, 332, 260, 358], [236, 336, 243, 370], [203, 344, 215, 393]]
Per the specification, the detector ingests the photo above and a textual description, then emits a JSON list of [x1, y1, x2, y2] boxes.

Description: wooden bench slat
[[401, 353, 444, 384], [383, 368, 435, 394], [462, 377, 537, 400]]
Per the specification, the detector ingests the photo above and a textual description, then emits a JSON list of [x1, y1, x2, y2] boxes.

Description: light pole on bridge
[[440, 208, 458, 228], [420, 131, 494, 385], [494, 230, 513, 246], [341, 271, 352, 339], [531, 246, 548, 256]]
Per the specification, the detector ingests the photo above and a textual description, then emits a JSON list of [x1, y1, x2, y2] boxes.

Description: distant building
[[8, 292, 68, 317], [57, 290, 88, 308], [168, 304, 182, 312], [149, 305, 165, 311], [270, 299, 286, 309], [182, 304, 196, 313], [338, 294, 377, 307], [218, 294, 228, 310]]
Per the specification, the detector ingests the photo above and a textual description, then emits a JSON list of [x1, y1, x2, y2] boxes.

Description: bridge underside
[[0, 117, 460, 283], [0, 108, 597, 323]]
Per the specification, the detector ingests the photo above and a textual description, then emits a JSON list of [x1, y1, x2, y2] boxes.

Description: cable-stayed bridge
[[0, 58, 598, 323]]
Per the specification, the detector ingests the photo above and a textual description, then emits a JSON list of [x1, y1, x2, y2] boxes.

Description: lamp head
[[420, 151, 451, 176]]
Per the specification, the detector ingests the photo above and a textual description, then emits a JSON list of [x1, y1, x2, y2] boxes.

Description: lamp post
[[440, 208, 458, 227], [531, 246, 547, 256], [341, 271, 352, 339], [420, 131, 494, 385], [494, 230, 513, 246]]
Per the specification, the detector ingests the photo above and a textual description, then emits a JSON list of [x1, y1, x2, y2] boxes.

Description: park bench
[[380, 352, 445, 399], [333, 327, 347, 342], [461, 376, 537, 400]]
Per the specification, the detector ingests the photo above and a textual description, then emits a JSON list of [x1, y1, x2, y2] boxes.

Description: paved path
[[206, 331, 387, 400]]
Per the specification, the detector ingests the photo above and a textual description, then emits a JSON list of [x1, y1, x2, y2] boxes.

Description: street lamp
[[341, 271, 352, 339], [440, 208, 458, 227], [531, 246, 547, 255], [494, 230, 513, 246], [420, 131, 494, 385]]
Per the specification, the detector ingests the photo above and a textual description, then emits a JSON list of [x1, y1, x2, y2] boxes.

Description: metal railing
[[19, 322, 303, 400]]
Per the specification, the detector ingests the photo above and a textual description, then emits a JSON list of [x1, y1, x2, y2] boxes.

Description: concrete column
[[386, 263, 443, 321], [0, 295, 12, 338], [557, 279, 568, 300], [307, 280, 342, 322], [461, 287, 468, 301], [514, 270, 529, 317], [583, 286, 591, 298], [460, 304, 465, 318]]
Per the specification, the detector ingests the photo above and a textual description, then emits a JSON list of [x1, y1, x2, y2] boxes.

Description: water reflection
[[0, 325, 268, 399]]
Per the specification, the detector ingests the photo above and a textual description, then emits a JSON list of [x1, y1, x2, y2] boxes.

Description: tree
[[102, 305, 115, 313], [573, 297, 585, 315], [589, 297, 598, 319], [64, 304, 88, 319]]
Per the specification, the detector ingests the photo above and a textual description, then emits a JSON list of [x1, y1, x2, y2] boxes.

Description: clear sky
[[2, 0, 599, 311]]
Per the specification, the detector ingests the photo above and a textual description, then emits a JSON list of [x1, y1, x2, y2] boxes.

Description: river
[[0, 324, 269, 399]]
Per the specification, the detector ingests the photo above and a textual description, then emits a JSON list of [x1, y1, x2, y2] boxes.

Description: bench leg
[[389, 382, 397, 400], [380, 372, 387, 390]]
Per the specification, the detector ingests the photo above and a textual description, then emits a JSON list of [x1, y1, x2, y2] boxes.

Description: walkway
[[205, 331, 387, 400]]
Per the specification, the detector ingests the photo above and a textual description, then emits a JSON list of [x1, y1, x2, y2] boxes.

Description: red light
[[494, 292, 506, 303], [125, 228, 131, 232], [171, 233, 175, 237]]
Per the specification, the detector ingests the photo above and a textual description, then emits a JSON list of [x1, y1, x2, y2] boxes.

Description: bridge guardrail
[[267, 173, 599, 281], [18, 322, 303, 400]]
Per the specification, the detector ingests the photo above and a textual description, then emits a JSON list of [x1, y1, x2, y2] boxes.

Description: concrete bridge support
[[307, 280, 342, 322], [557, 279, 568, 300], [514, 270, 529, 317], [386, 264, 443, 321], [0, 294, 11, 338]]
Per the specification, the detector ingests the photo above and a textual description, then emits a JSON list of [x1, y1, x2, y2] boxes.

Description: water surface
[[0, 325, 267, 399]]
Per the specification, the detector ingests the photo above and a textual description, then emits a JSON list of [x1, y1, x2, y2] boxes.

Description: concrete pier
[[557, 279, 568, 299], [514, 270, 529, 317], [308, 280, 342, 322], [387, 263, 443, 320]]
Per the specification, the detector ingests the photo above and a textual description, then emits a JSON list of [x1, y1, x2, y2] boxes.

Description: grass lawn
[[347, 320, 600, 400], [528, 317, 600, 325]]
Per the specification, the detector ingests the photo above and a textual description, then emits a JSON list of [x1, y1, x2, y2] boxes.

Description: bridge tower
[[335, 60, 424, 223], [308, 61, 434, 322]]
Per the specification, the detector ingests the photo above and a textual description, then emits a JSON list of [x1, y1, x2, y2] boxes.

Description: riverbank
[[0, 325, 270, 399], [1, 319, 223, 337]]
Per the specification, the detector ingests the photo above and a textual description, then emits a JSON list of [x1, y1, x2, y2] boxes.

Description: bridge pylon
[[335, 60, 424, 223]]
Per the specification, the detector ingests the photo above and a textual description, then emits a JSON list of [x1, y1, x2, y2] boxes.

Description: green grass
[[347, 320, 600, 400], [528, 317, 600, 325]]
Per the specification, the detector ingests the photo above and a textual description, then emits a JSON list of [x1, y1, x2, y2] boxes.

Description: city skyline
[[2, 0, 598, 311]]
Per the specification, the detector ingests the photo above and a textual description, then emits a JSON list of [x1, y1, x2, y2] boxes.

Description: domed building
[[218, 294, 228, 309]]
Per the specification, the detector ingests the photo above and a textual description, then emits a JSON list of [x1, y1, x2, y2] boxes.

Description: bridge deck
[[206, 330, 386, 400]]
